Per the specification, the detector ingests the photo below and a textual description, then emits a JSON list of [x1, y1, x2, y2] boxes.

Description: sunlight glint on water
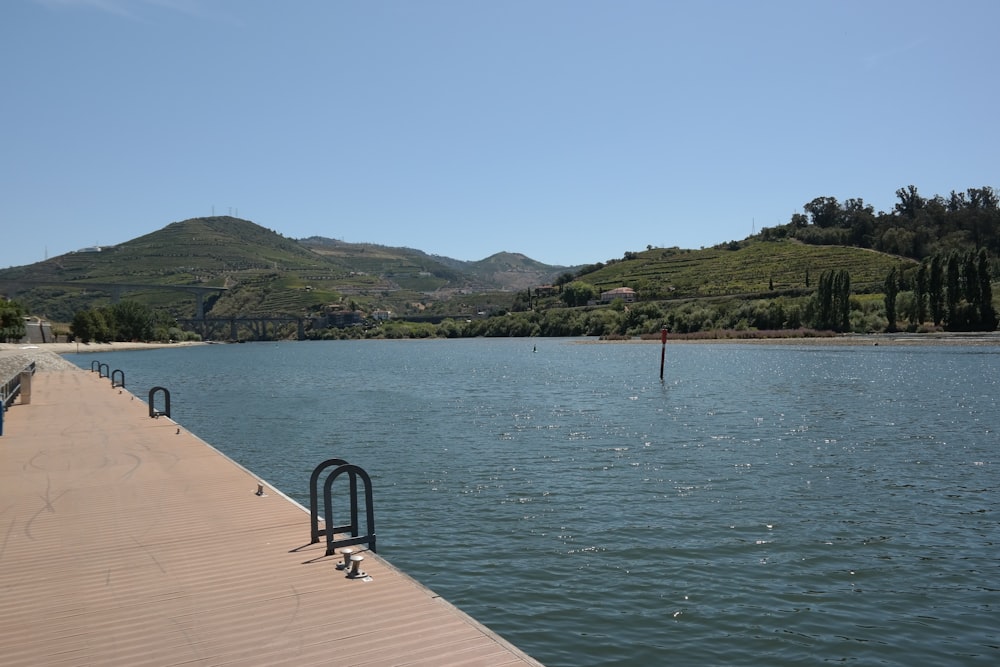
[[72, 340, 999, 666]]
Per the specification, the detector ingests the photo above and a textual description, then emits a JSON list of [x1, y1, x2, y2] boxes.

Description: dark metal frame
[[148, 386, 170, 418], [308, 459, 376, 555]]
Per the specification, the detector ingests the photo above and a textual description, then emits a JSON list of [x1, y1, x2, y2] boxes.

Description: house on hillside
[[533, 285, 559, 297], [600, 287, 636, 303]]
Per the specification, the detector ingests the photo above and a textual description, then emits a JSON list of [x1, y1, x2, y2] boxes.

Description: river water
[[70, 339, 999, 666]]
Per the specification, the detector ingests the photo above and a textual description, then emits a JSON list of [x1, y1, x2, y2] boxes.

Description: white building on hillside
[[600, 287, 636, 303]]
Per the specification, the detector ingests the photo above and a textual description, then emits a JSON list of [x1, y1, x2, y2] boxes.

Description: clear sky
[[2, 0, 998, 270]]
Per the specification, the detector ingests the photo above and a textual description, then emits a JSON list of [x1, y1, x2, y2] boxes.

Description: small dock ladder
[[309, 459, 376, 555]]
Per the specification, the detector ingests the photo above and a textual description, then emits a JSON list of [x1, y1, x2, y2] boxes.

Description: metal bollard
[[347, 554, 367, 579]]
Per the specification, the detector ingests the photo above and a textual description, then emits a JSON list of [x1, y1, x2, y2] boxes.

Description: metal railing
[[1, 361, 36, 436]]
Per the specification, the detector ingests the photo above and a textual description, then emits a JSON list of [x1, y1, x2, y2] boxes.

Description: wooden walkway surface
[[0, 367, 543, 666]]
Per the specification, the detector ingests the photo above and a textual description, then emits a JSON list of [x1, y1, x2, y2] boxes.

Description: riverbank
[[0, 340, 206, 355], [0, 341, 207, 375], [4, 331, 999, 360], [615, 331, 1000, 346]]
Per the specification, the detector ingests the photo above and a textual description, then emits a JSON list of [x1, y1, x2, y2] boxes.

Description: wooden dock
[[0, 365, 543, 666]]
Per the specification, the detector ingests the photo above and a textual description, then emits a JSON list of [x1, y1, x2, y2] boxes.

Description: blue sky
[[2, 0, 998, 269]]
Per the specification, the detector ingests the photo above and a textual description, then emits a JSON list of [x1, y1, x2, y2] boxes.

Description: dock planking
[[0, 366, 542, 666]]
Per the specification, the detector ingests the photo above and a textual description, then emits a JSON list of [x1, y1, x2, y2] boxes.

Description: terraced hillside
[[583, 241, 914, 299], [299, 238, 565, 292], [0, 216, 933, 334], [0, 217, 571, 322], [301, 238, 467, 292], [0, 218, 350, 320]]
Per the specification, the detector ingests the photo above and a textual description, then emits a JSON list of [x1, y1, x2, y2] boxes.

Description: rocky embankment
[[0, 341, 205, 379], [0, 348, 78, 377]]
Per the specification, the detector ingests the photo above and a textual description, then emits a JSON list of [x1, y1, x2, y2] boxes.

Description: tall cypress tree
[[812, 269, 852, 332], [914, 263, 928, 325], [946, 252, 961, 328], [837, 269, 851, 332], [884, 267, 899, 332], [978, 248, 997, 330], [816, 270, 834, 330], [963, 251, 980, 326], [929, 255, 944, 325]]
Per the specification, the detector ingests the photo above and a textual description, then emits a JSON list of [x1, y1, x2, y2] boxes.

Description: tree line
[[40, 183, 1000, 342], [891, 248, 996, 331], [70, 301, 200, 343], [0, 299, 27, 342], [339, 250, 994, 338], [759, 185, 1000, 261]]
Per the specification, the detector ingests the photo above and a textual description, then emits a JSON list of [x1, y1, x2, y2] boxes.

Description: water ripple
[[73, 340, 1000, 667]]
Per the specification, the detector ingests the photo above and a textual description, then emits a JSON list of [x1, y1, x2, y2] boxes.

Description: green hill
[[3, 182, 996, 339], [0, 217, 571, 323], [0, 217, 349, 321], [1, 212, 993, 340], [579, 241, 914, 300], [298, 237, 470, 292], [464, 252, 565, 291], [299, 239, 571, 292]]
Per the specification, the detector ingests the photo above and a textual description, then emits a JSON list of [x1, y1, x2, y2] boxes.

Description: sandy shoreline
[[3, 332, 1000, 356], [0, 341, 208, 355], [0, 341, 208, 374]]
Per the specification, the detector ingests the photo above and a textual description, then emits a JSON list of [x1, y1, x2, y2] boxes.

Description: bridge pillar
[[195, 292, 205, 319]]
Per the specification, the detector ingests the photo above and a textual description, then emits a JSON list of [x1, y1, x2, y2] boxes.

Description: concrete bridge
[[175, 316, 306, 341]]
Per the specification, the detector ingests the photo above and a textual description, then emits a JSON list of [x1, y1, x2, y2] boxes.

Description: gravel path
[[1, 341, 205, 383], [0, 349, 79, 381]]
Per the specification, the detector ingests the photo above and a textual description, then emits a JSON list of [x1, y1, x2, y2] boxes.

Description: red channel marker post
[[659, 327, 667, 381]]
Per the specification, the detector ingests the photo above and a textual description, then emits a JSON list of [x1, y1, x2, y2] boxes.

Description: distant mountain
[[0, 214, 935, 332], [0, 217, 573, 321], [297, 237, 573, 291], [441, 251, 570, 291], [5, 183, 996, 338]]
